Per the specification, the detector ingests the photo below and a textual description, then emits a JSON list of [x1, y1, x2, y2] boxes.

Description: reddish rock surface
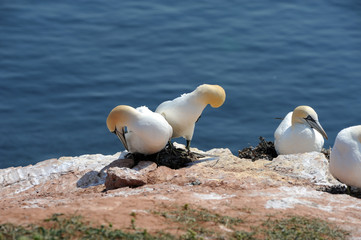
[[105, 161, 157, 190], [0, 145, 360, 238]]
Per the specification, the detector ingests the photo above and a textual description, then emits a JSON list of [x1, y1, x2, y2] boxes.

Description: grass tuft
[[154, 204, 243, 228], [0, 210, 349, 240], [0, 214, 165, 240], [258, 216, 348, 240], [154, 205, 349, 240], [153, 204, 244, 239]]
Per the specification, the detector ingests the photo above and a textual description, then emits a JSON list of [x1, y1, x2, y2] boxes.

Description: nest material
[[238, 137, 331, 161], [238, 137, 278, 161], [321, 147, 331, 160], [317, 185, 361, 199], [316, 185, 348, 194], [125, 145, 200, 169]]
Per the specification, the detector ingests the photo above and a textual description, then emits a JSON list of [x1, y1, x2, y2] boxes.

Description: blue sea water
[[0, 1, 360, 169]]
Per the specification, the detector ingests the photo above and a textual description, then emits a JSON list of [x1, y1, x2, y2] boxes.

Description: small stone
[[105, 167, 147, 190], [132, 161, 157, 173], [106, 158, 135, 169], [190, 179, 201, 186]]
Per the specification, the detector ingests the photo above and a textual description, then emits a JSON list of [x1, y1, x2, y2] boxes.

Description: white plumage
[[106, 105, 173, 155], [329, 125, 361, 188], [155, 84, 226, 150], [274, 106, 328, 155]]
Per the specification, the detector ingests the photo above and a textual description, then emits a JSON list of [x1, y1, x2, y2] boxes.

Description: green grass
[[157, 204, 243, 227], [153, 204, 244, 239], [0, 208, 349, 240], [256, 216, 348, 240], [0, 214, 173, 240], [154, 204, 348, 240], [233, 216, 349, 240]]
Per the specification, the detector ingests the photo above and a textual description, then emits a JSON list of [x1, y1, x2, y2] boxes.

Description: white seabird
[[329, 125, 361, 188], [274, 105, 328, 155], [155, 84, 226, 150], [106, 105, 173, 155]]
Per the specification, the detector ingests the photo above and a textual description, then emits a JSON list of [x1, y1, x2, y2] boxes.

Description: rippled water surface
[[1, 1, 360, 168]]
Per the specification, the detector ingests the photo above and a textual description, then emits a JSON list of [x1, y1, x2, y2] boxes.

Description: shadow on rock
[[76, 159, 134, 188], [76, 171, 105, 188], [76, 146, 203, 189]]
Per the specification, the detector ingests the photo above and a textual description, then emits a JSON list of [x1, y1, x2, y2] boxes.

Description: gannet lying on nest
[[274, 105, 328, 155], [329, 125, 361, 189]]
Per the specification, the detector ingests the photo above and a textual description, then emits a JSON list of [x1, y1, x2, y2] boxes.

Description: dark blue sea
[[1, 1, 361, 169]]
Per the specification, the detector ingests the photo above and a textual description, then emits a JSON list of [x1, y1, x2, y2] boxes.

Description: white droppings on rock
[[153, 195, 173, 201], [206, 148, 234, 157], [130, 209, 149, 214], [193, 192, 235, 200], [265, 197, 333, 212], [317, 204, 334, 213], [265, 197, 311, 209], [263, 186, 335, 212], [105, 187, 156, 198], [279, 186, 323, 198], [267, 152, 339, 186], [0, 152, 123, 194]]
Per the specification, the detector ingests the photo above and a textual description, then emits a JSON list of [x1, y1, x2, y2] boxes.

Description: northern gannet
[[329, 125, 361, 188], [155, 84, 226, 150], [274, 105, 328, 155], [106, 105, 173, 155]]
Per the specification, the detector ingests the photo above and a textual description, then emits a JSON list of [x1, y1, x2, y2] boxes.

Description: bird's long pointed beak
[[115, 127, 129, 151], [306, 118, 328, 140]]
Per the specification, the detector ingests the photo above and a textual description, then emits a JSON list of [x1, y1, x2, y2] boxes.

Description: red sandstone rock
[[105, 161, 157, 190], [1, 147, 361, 238], [105, 167, 147, 190], [105, 158, 135, 169], [132, 161, 157, 173]]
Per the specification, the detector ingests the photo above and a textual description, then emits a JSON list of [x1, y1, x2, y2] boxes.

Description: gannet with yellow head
[[329, 125, 361, 188], [155, 84, 226, 150], [106, 105, 173, 155], [274, 105, 328, 155]]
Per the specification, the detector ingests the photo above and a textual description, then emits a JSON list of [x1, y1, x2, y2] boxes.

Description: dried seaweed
[[238, 137, 278, 161], [321, 147, 331, 160], [125, 145, 200, 169], [238, 137, 331, 161], [317, 185, 361, 199]]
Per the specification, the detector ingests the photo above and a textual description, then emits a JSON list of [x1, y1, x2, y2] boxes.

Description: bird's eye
[[304, 115, 313, 121]]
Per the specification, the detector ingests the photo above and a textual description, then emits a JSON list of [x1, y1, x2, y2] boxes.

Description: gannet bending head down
[[274, 105, 328, 155], [106, 105, 173, 155], [155, 84, 226, 150], [329, 125, 361, 188]]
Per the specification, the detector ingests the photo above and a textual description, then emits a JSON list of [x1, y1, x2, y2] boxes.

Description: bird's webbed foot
[[166, 141, 178, 155]]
